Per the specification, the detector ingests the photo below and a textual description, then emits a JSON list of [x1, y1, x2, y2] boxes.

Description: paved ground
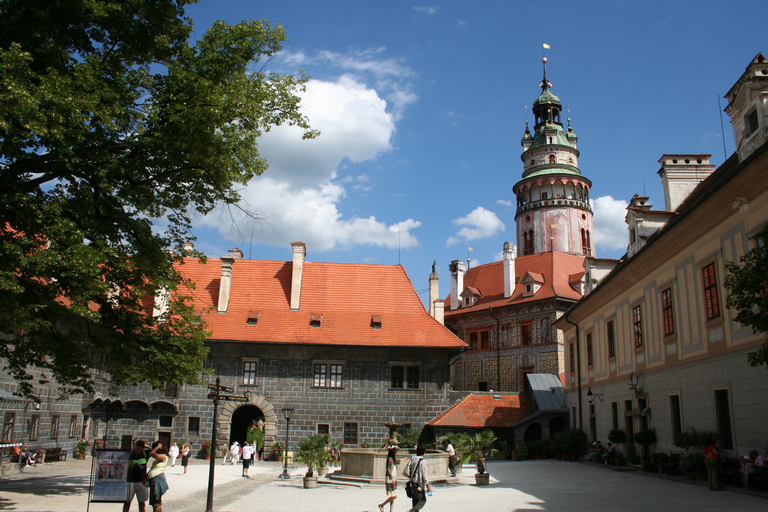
[[1, 457, 766, 512]]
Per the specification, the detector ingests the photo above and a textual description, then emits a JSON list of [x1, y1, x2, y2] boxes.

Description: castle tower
[[514, 58, 595, 257]]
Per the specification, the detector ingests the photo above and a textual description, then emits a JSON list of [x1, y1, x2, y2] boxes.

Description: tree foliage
[[724, 224, 768, 367], [0, 0, 316, 398]]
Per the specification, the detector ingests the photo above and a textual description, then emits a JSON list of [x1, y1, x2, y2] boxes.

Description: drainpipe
[[489, 307, 501, 391], [564, 311, 583, 432]]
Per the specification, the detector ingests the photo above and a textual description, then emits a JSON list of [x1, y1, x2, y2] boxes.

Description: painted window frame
[[701, 262, 721, 321], [661, 286, 676, 337], [390, 363, 421, 390], [632, 303, 644, 349], [242, 358, 259, 387], [187, 416, 201, 437], [313, 361, 345, 389], [50, 414, 60, 440], [606, 319, 616, 359]]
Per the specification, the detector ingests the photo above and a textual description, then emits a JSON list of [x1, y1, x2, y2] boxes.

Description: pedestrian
[[180, 443, 190, 475], [406, 445, 431, 512], [602, 442, 614, 465], [147, 441, 169, 512], [703, 436, 721, 490], [241, 441, 255, 477], [443, 439, 457, 477], [230, 441, 241, 465], [123, 440, 149, 512], [168, 442, 179, 468], [378, 445, 401, 512]]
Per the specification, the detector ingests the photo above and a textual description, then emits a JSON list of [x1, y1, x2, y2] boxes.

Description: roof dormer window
[[246, 311, 260, 326], [521, 272, 545, 297]]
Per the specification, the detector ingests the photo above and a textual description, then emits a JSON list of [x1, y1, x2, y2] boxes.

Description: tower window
[[549, 154, 556, 164], [746, 109, 759, 136]]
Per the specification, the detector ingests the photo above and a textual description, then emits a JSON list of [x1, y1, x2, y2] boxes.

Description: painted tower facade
[[514, 58, 594, 257]]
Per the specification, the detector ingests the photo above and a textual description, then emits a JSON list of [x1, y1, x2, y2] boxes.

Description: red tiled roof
[[427, 394, 535, 428], [444, 252, 585, 315], [176, 257, 466, 349]]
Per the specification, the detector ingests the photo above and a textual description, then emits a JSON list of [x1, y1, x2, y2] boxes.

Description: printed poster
[[91, 449, 130, 503]]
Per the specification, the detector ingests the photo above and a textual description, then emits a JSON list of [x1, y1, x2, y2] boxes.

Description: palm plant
[[294, 434, 333, 477], [457, 430, 500, 474]]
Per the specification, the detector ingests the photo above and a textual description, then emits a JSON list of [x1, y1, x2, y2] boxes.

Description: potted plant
[[76, 439, 91, 459], [273, 441, 285, 461], [457, 429, 500, 485], [201, 439, 212, 460], [634, 428, 656, 469], [295, 434, 333, 488], [607, 429, 626, 465]]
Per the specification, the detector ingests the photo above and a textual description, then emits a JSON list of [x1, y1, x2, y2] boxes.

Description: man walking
[[123, 440, 149, 512], [444, 439, 457, 477], [407, 445, 431, 512]]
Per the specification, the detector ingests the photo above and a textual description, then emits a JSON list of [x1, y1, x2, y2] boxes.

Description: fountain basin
[[331, 448, 453, 484]]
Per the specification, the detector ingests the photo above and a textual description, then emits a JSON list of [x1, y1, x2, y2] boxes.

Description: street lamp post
[[278, 406, 294, 479]]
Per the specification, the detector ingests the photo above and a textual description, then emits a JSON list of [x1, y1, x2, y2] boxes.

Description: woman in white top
[[147, 441, 168, 512], [241, 441, 255, 478]]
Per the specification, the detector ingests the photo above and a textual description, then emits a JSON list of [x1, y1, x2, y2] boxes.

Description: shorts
[[127, 482, 149, 503], [242, 458, 251, 469]]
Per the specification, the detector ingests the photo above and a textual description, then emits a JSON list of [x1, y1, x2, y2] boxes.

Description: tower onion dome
[[521, 57, 576, 152]]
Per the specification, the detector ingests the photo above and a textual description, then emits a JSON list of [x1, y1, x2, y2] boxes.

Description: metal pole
[[279, 417, 291, 478], [205, 378, 220, 512]]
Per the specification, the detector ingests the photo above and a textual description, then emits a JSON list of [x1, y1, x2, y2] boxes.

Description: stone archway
[[217, 395, 278, 458]]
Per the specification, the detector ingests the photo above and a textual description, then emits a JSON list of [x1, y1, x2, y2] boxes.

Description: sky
[[182, 0, 767, 304]]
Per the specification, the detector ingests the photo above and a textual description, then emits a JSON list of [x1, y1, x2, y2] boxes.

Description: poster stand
[[88, 449, 131, 507]]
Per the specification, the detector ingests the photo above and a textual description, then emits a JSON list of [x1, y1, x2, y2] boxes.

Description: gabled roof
[[444, 252, 585, 315], [521, 271, 545, 284], [177, 257, 466, 349], [427, 394, 535, 428]]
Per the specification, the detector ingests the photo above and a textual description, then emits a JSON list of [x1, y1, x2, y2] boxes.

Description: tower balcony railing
[[516, 198, 592, 215]]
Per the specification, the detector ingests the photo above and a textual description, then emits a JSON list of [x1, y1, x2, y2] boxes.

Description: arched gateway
[[216, 395, 279, 458]]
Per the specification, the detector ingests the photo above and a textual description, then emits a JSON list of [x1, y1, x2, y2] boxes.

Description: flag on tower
[[467, 247, 474, 251], [543, 43, 551, 49]]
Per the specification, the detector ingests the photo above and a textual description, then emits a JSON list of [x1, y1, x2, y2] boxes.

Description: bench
[[42, 447, 68, 462]]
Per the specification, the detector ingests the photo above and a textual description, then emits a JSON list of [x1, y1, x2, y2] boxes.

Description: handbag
[[401, 458, 411, 477]]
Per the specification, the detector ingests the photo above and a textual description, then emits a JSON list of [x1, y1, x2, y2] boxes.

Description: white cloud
[[414, 6, 439, 14], [277, 48, 418, 120], [197, 75, 420, 253], [592, 196, 629, 251], [496, 199, 513, 207], [446, 207, 505, 246]]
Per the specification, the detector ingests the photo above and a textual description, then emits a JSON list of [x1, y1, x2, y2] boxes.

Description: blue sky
[[183, 0, 766, 303]]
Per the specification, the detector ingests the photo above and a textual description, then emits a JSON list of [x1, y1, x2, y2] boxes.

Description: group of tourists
[[123, 440, 170, 512]]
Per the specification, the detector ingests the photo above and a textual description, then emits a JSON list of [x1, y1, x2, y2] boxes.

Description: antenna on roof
[[717, 91, 728, 161]]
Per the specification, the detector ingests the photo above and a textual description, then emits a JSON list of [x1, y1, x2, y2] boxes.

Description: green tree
[[0, 0, 316, 398], [724, 224, 768, 367]]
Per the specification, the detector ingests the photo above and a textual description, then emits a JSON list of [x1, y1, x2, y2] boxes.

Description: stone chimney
[[218, 256, 235, 312], [449, 259, 465, 311], [428, 260, 439, 318], [153, 287, 170, 319], [228, 248, 244, 259], [433, 299, 445, 325], [657, 154, 715, 211], [181, 240, 194, 254], [503, 241, 516, 298], [290, 242, 306, 311]]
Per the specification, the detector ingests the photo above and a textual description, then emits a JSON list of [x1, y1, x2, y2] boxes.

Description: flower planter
[[77, 453, 86, 460], [303, 476, 318, 488], [475, 473, 490, 486]]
